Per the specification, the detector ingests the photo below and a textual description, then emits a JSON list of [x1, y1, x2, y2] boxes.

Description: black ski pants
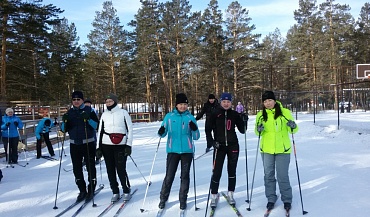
[[210, 144, 239, 194], [160, 153, 193, 204], [36, 132, 55, 158], [2, 137, 19, 163], [205, 122, 214, 149], [70, 142, 97, 193], [101, 144, 130, 194]]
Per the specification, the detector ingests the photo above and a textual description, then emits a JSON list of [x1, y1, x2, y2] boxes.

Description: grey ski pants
[[261, 153, 292, 203]]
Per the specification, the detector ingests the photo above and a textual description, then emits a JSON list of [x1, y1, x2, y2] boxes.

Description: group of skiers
[[0, 89, 298, 214], [157, 90, 298, 212]]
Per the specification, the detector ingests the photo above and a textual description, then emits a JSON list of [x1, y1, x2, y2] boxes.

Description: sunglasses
[[72, 98, 82, 101]]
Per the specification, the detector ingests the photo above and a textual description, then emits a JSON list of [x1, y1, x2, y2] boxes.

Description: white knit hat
[[5, 108, 14, 115]]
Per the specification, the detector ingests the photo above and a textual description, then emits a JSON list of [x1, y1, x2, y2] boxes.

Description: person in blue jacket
[[1, 108, 24, 164], [35, 116, 55, 158], [157, 93, 200, 211]]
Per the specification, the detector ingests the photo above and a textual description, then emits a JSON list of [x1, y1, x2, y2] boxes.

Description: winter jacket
[[159, 108, 200, 154], [196, 100, 219, 125], [61, 104, 99, 145], [35, 118, 54, 140], [254, 101, 298, 154], [209, 106, 245, 146], [97, 105, 133, 147], [1, 114, 23, 138]]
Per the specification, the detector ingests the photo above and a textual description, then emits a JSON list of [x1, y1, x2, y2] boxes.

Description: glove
[[96, 148, 103, 160], [62, 113, 69, 122], [5, 122, 10, 127], [287, 120, 297, 129], [241, 113, 249, 122], [257, 124, 264, 133], [81, 111, 90, 121], [213, 141, 220, 149], [124, 146, 132, 156], [158, 126, 165, 136], [189, 121, 198, 131], [14, 121, 18, 127]]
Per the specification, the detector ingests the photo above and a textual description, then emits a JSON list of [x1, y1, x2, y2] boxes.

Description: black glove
[[62, 113, 69, 122], [96, 148, 103, 160], [158, 126, 165, 136], [81, 111, 90, 121], [287, 120, 297, 129], [5, 122, 10, 127], [189, 121, 198, 131], [124, 146, 132, 156], [14, 121, 18, 127], [213, 141, 220, 149], [241, 113, 249, 122], [257, 124, 264, 133]]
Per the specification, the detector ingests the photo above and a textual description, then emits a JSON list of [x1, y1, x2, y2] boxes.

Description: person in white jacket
[[97, 93, 133, 202]]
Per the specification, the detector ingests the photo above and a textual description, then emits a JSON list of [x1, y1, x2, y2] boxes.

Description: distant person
[[97, 93, 133, 202], [157, 93, 200, 210], [208, 92, 245, 207], [84, 98, 99, 116], [35, 116, 55, 158], [1, 108, 23, 164], [0, 168, 2, 182], [61, 91, 99, 201], [236, 101, 244, 114], [254, 91, 298, 212], [195, 94, 219, 152]]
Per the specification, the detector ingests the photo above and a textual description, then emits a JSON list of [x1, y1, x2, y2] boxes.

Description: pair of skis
[[264, 208, 290, 217], [210, 192, 243, 217], [96, 188, 138, 217], [40, 155, 58, 161], [156, 208, 186, 217], [55, 185, 104, 217]]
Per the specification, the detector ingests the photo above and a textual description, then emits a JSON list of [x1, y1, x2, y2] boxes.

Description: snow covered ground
[[1, 110, 369, 217]]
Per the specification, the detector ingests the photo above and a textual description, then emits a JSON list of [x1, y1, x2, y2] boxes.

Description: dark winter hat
[[71, 91, 84, 100], [220, 92, 232, 101], [44, 119, 51, 126], [105, 93, 118, 103], [262, 91, 276, 101], [84, 98, 92, 104], [208, 94, 216, 99], [175, 93, 188, 105]]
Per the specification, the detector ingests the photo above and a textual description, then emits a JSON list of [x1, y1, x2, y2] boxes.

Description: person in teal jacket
[[157, 93, 200, 211], [1, 108, 24, 164], [35, 116, 55, 158], [254, 91, 298, 212]]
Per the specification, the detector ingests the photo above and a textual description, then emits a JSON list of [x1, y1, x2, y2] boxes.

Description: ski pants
[[205, 122, 214, 149], [70, 142, 97, 193], [160, 153, 193, 204], [2, 137, 19, 163], [36, 132, 55, 158], [210, 144, 239, 194], [101, 144, 130, 194], [262, 153, 292, 203]]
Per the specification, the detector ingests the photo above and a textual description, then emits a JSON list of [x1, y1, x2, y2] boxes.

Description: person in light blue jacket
[[35, 116, 55, 158], [1, 108, 23, 164], [157, 93, 200, 211]]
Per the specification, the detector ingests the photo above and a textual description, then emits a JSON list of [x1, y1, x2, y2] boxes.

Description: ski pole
[[243, 114, 250, 203], [129, 155, 151, 185], [17, 128, 28, 166], [204, 148, 218, 217], [84, 119, 97, 207], [192, 154, 200, 211], [140, 137, 161, 213], [247, 132, 261, 211], [53, 121, 67, 210], [291, 130, 308, 215]]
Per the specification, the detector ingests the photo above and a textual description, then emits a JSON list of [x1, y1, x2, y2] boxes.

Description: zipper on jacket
[[225, 110, 228, 146]]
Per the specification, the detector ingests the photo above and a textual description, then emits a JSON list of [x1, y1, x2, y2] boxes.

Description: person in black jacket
[[196, 94, 219, 152], [61, 91, 99, 202], [208, 92, 246, 208]]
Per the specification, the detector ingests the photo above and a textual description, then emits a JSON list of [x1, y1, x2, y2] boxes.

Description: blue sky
[[42, 0, 367, 45]]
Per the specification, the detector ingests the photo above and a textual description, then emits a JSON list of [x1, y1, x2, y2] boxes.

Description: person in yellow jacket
[[254, 91, 298, 212]]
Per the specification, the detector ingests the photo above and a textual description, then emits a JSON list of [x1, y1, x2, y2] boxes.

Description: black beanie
[[208, 94, 215, 99], [175, 93, 188, 105], [71, 91, 84, 99], [105, 93, 118, 103], [84, 98, 92, 104], [262, 91, 276, 101]]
